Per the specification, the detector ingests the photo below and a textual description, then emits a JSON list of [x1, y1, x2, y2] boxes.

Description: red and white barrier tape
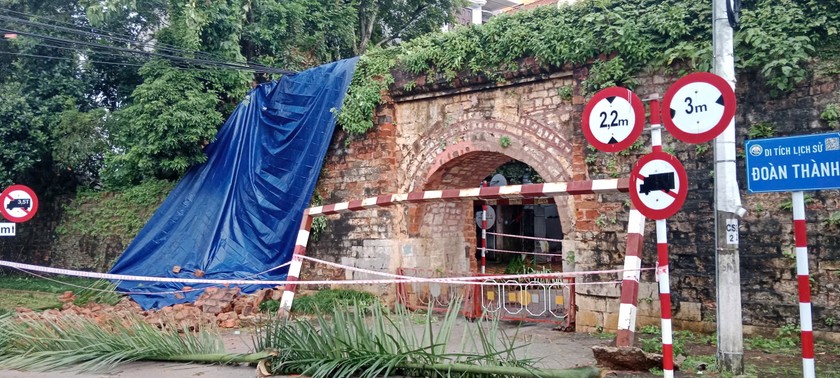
[[9, 261, 294, 296], [298, 254, 653, 282], [485, 232, 564, 244], [1, 259, 641, 290], [480, 247, 561, 257]]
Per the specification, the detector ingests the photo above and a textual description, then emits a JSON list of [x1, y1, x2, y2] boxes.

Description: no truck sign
[[1, 185, 39, 223]]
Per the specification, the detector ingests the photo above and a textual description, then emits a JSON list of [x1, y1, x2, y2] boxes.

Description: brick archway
[[399, 114, 583, 273], [404, 115, 582, 236]]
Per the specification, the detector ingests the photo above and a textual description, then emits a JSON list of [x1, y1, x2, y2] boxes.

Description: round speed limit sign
[[582, 87, 645, 153]]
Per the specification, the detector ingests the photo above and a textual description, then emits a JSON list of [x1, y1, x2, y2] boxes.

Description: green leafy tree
[[0, 82, 46, 187], [97, 1, 237, 187], [103, 62, 223, 187], [356, 0, 467, 53], [51, 106, 108, 186], [243, 0, 357, 72], [0, 0, 95, 186]]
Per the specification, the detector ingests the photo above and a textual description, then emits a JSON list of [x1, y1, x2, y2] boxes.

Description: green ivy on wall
[[55, 179, 176, 243], [337, 0, 839, 135]]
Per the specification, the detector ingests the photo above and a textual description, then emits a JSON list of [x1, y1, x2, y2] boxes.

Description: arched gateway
[[306, 69, 634, 332]]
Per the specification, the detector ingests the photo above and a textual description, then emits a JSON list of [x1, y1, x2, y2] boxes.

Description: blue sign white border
[[745, 132, 840, 193]]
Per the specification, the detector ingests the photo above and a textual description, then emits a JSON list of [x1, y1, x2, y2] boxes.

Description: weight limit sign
[[662, 72, 736, 144], [629, 151, 688, 220], [582, 87, 644, 153], [1, 184, 39, 223]]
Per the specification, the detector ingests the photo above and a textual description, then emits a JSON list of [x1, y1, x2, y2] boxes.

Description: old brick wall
[[308, 62, 840, 338], [0, 194, 66, 268]]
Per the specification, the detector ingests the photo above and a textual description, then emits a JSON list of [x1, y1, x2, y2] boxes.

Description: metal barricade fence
[[395, 267, 476, 318], [396, 268, 575, 329]]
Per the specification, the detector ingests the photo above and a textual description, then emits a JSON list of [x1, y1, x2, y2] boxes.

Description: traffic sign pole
[[650, 119, 674, 378], [481, 181, 487, 274], [792, 191, 816, 378], [656, 218, 674, 378]]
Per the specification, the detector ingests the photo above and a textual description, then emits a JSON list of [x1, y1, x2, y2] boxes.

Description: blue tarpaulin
[[109, 57, 358, 309]]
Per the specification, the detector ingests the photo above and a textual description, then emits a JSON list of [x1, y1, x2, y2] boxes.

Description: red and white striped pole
[[279, 210, 313, 315], [656, 218, 674, 378], [650, 98, 674, 378], [792, 191, 815, 378], [481, 181, 488, 274], [616, 208, 646, 346]]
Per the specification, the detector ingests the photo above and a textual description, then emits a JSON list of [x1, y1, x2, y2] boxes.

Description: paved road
[[0, 320, 605, 377]]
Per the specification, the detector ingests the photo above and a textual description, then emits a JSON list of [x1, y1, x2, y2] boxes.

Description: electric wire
[[0, 26, 287, 74], [0, 39, 228, 73], [0, 13, 293, 74], [0, 7, 284, 73], [0, 50, 147, 67], [0, 51, 230, 72]]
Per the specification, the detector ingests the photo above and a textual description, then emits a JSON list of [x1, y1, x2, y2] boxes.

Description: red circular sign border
[[629, 150, 688, 220], [1, 184, 39, 223], [661, 72, 737, 144], [581, 86, 645, 153]]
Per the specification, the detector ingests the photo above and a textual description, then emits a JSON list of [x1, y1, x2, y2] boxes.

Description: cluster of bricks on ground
[[15, 287, 286, 330]]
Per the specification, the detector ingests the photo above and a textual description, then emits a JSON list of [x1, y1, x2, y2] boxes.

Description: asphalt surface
[[0, 320, 604, 377]]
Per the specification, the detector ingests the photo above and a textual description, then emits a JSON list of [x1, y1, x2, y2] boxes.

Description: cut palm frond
[[255, 299, 600, 378], [0, 313, 250, 372], [72, 279, 123, 306]]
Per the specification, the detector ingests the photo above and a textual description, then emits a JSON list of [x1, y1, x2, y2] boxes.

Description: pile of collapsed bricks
[[15, 286, 286, 330]]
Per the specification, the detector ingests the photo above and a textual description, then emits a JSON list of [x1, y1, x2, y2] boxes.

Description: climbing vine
[[56, 179, 176, 241], [336, 48, 399, 135], [337, 0, 840, 135]]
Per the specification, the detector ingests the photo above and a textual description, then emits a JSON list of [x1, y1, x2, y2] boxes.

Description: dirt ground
[[1, 320, 838, 377]]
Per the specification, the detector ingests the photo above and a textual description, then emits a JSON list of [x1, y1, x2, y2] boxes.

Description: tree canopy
[[0, 0, 465, 189], [0, 0, 837, 191]]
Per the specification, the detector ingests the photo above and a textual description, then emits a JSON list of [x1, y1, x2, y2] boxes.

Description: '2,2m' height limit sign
[[582, 87, 645, 153]]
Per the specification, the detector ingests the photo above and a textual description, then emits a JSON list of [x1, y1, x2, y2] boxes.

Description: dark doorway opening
[[474, 160, 564, 274]]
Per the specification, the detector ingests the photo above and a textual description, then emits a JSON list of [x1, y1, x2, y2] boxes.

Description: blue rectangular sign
[[745, 132, 840, 193]]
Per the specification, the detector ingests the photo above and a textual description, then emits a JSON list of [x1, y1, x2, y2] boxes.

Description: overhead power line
[[0, 25, 291, 74], [0, 51, 229, 73], [0, 50, 147, 67], [0, 9, 295, 75], [0, 7, 283, 72]]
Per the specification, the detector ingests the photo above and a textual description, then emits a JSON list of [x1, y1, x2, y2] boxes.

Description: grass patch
[[0, 274, 101, 293], [290, 289, 379, 315], [745, 334, 798, 353], [0, 289, 63, 312], [0, 275, 123, 313], [680, 354, 716, 374]]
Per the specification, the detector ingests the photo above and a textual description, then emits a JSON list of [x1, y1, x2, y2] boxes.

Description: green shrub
[[290, 289, 379, 314]]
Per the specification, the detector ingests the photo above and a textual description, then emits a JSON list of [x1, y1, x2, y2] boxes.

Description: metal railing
[[396, 267, 575, 330]]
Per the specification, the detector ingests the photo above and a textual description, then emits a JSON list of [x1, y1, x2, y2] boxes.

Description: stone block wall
[[307, 62, 840, 338]]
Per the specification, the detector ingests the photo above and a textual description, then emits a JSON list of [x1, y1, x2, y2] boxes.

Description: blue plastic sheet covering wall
[[109, 57, 358, 309]]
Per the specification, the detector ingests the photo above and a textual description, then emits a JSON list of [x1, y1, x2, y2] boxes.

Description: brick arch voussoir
[[405, 117, 577, 192]]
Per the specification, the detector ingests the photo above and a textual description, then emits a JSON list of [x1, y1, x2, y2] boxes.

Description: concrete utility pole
[[712, 0, 745, 374]]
